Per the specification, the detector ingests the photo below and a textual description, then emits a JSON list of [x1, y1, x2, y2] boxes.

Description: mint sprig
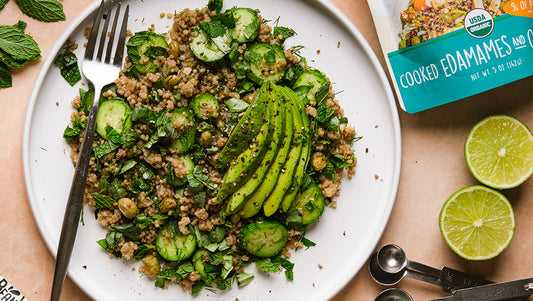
[[0, 21, 40, 88], [0, 0, 66, 89]]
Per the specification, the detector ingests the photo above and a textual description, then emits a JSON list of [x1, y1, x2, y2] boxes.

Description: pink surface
[[1, 0, 532, 300]]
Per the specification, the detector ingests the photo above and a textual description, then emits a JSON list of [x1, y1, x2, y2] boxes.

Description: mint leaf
[[54, 50, 81, 85], [0, 0, 8, 10], [0, 25, 41, 61], [0, 61, 12, 88], [274, 26, 296, 39], [236, 272, 254, 287], [316, 103, 334, 124], [14, 0, 66, 22], [199, 21, 226, 38], [13, 21, 27, 32], [300, 236, 316, 248], [224, 97, 249, 112], [0, 48, 31, 68], [63, 123, 81, 142], [207, 0, 223, 13], [91, 193, 115, 209], [255, 258, 281, 272]]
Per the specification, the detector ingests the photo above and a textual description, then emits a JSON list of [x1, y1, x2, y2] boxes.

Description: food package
[[367, 0, 533, 113]]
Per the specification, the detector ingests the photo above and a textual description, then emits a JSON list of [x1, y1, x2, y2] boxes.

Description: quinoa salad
[[63, 0, 357, 294], [399, 0, 507, 49]]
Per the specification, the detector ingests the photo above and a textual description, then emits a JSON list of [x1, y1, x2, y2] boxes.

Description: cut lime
[[465, 115, 533, 189], [439, 185, 515, 261]]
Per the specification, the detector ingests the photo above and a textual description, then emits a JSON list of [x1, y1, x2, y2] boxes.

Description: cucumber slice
[[156, 223, 197, 262], [126, 31, 168, 74], [292, 69, 329, 105], [244, 43, 287, 84], [167, 154, 195, 187], [170, 108, 196, 154], [230, 8, 260, 43], [193, 249, 219, 283], [189, 27, 228, 63], [241, 220, 288, 257], [288, 181, 325, 226], [95, 98, 132, 140], [190, 94, 220, 120]]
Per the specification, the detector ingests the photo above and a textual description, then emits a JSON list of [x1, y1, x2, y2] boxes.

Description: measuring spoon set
[[370, 244, 533, 301]]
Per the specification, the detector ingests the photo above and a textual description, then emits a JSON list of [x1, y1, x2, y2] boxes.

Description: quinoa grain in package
[[368, 0, 533, 113]]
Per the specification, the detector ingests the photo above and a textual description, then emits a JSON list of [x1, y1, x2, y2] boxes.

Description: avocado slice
[[241, 99, 295, 218], [280, 87, 312, 212], [216, 115, 273, 203], [225, 87, 287, 215], [215, 84, 270, 168], [263, 99, 304, 217]]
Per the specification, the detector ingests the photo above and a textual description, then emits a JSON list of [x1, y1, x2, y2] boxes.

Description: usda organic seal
[[465, 9, 494, 38]]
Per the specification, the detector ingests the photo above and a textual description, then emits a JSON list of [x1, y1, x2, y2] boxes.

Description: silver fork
[[50, 1, 129, 300]]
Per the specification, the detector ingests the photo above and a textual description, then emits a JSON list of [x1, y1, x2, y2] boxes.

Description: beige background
[[1, 0, 532, 300]]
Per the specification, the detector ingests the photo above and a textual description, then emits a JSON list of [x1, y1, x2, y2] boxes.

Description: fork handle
[[50, 86, 101, 301]]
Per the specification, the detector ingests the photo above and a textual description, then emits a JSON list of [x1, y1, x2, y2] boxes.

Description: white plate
[[23, 0, 401, 300]]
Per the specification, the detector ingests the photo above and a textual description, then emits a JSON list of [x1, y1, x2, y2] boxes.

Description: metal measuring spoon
[[369, 252, 446, 289], [375, 288, 414, 301], [428, 278, 533, 301], [377, 244, 492, 292]]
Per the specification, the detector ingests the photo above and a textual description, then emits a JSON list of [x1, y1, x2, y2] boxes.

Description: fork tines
[[85, 1, 129, 67]]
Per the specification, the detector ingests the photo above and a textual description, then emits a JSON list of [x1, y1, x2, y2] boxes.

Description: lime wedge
[[465, 115, 533, 189], [439, 185, 515, 261]]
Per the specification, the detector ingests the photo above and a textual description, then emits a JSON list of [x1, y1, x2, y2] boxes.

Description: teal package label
[[388, 14, 533, 113]]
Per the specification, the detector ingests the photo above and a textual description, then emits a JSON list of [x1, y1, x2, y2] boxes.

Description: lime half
[[439, 185, 515, 261], [465, 115, 533, 189]]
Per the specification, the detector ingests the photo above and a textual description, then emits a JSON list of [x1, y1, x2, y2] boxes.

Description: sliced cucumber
[[190, 94, 220, 120], [230, 8, 260, 43], [170, 108, 196, 153], [241, 220, 288, 258], [292, 69, 329, 105], [95, 97, 132, 140], [244, 43, 287, 84], [189, 26, 229, 63], [193, 249, 219, 282], [288, 181, 325, 226], [156, 223, 197, 262], [126, 31, 168, 74], [167, 154, 195, 187]]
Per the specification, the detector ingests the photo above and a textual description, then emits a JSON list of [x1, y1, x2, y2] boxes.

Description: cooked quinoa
[[65, 4, 357, 294]]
